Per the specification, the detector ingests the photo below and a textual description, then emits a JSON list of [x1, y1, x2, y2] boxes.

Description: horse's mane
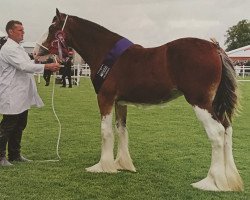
[[72, 15, 121, 38]]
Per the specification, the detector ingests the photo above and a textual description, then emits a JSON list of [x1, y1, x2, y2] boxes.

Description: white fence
[[74, 63, 91, 77], [71, 63, 90, 85], [37, 63, 91, 86], [234, 65, 250, 78], [37, 64, 250, 85]]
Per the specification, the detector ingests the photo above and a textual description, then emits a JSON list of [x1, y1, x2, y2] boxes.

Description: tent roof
[[227, 45, 250, 58]]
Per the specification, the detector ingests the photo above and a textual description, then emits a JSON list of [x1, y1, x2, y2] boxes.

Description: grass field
[[0, 77, 250, 200]]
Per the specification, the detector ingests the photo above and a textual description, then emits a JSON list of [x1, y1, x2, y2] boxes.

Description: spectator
[[61, 55, 73, 88], [42, 57, 54, 86]]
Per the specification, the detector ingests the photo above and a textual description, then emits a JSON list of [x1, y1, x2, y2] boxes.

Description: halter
[[50, 15, 69, 60]]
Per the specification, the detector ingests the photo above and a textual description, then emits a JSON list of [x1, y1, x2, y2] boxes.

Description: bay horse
[[34, 9, 243, 191]]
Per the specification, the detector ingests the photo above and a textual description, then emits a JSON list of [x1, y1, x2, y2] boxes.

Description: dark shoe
[[0, 157, 13, 166], [61, 85, 66, 88], [68, 85, 72, 88], [9, 155, 32, 162], [45, 82, 49, 86]]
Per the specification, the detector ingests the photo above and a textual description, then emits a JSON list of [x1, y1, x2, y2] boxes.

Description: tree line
[[225, 19, 250, 51]]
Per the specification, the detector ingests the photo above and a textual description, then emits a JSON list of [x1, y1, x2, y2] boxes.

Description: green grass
[[0, 78, 250, 200], [237, 76, 250, 81]]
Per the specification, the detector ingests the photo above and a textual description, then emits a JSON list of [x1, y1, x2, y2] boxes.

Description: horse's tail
[[211, 39, 238, 123]]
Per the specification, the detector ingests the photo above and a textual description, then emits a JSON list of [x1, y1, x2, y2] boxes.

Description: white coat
[[0, 38, 45, 114]]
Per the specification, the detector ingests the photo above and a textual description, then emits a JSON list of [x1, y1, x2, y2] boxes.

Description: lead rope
[[45, 15, 68, 160], [36, 16, 68, 162], [38, 55, 61, 162], [51, 55, 61, 160], [49, 16, 68, 159]]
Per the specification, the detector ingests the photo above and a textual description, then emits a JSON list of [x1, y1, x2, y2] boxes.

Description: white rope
[[50, 71, 61, 160], [37, 56, 61, 162]]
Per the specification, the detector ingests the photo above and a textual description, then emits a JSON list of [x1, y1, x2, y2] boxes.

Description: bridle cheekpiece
[[50, 15, 69, 60]]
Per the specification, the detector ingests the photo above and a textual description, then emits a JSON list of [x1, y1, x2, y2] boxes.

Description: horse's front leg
[[114, 102, 136, 172], [86, 96, 117, 173]]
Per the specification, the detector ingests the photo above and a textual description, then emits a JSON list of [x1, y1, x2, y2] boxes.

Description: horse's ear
[[56, 8, 62, 22]]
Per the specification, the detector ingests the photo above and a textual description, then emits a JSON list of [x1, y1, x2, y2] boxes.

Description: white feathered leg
[[115, 124, 136, 172], [86, 113, 117, 173], [114, 103, 136, 172], [224, 126, 244, 191], [191, 106, 229, 191]]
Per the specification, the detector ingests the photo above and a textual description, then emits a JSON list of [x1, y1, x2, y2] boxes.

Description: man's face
[[8, 24, 24, 43]]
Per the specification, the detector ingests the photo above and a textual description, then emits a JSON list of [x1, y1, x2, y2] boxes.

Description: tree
[[224, 19, 250, 51]]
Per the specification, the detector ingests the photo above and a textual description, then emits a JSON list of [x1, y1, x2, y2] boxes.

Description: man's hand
[[44, 63, 60, 72]]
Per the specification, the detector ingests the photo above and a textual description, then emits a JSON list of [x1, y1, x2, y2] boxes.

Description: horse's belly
[[118, 88, 183, 106]]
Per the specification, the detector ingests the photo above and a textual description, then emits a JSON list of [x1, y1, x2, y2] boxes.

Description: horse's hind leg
[[114, 102, 136, 172], [192, 106, 243, 191], [224, 122, 243, 191], [192, 106, 229, 191]]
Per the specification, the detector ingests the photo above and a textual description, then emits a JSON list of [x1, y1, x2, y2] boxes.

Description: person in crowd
[[61, 55, 73, 88], [0, 36, 7, 50], [0, 20, 60, 166], [42, 57, 54, 86]]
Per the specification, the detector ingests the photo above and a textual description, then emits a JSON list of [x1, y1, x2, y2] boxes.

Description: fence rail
[[36, 64, 250, 85], [234, 65, 250, 78]]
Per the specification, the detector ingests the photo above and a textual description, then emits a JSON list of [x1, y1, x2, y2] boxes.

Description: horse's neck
[[68, 18, 122, 74]]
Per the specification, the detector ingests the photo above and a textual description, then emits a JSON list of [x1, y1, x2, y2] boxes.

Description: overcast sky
[[0, 0, 249, 49]]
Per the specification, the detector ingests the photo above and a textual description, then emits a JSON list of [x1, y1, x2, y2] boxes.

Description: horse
[[34, 9, 243, 191]]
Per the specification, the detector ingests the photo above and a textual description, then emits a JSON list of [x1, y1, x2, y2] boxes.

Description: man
[[0, 20, 60, 166], [61, 55, 73, 88]]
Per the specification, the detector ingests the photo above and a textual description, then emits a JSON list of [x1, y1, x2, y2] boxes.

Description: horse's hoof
[[191, 177, 219, 191], [86, 162, 117, 173], [226, 166, 244, 191], [114, 160, 136, 172]]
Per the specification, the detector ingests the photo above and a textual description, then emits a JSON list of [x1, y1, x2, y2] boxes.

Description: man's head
[[6, 20, 24, 43]]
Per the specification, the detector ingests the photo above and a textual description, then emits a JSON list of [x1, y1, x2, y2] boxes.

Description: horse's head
[[33, 9, 70, 61]]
